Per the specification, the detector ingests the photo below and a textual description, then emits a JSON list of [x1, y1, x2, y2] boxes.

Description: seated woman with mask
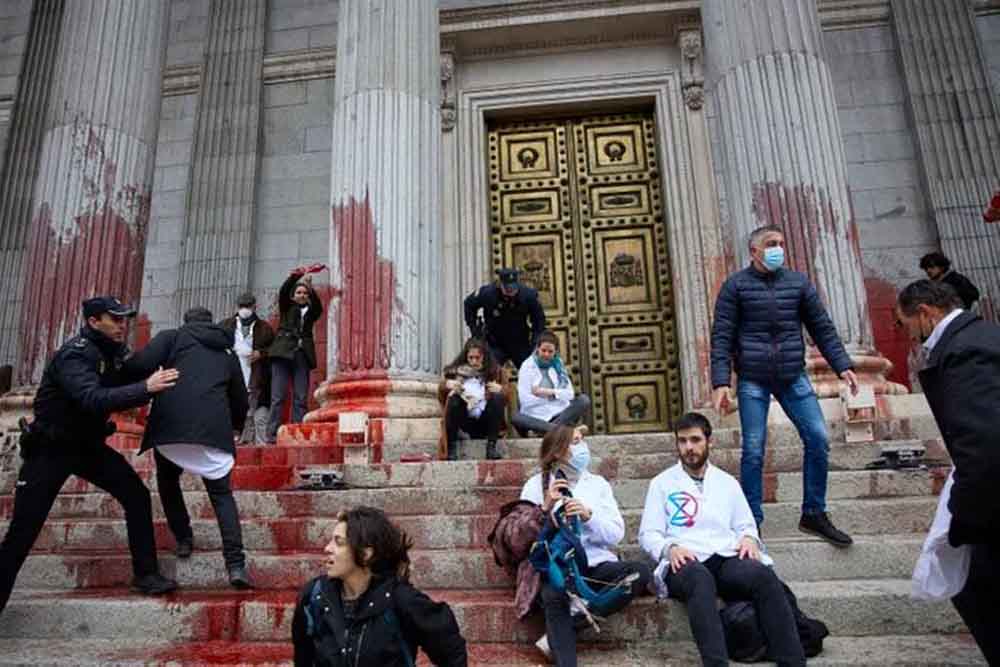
[[519, 426, 651, 666]]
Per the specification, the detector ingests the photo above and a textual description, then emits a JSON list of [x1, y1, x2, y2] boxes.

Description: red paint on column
[[864, 276, 911, 389]]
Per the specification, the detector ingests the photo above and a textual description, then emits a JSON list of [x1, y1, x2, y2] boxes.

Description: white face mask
[[237, 308, 253, 320]]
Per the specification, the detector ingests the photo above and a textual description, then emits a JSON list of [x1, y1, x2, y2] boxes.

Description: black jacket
[[711, 265, 853, 388], [126, 323, 248, 456], [32, 326, 151, 444], [292, 575, 467, 667], [918, 311, 1000, 539], [269, 272, 323, 369], [463, 283, 546, 349], [219, 314, 276, 405], [940, 271, 980, 310]]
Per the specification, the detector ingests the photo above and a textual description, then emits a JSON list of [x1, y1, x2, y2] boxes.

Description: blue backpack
[[527, 480, 633, 621]]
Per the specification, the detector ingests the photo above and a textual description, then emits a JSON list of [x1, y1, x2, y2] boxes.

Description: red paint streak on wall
[[17, 199, 149, 384], [864, 276, 911, 389], [331, 194, 396, 378]]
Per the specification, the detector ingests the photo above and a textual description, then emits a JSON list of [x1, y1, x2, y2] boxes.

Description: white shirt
[[638, 463, 765, 564], [233, 320, 255, 388], [922, 308, 963, 354], [517, 356, 575, 422], [462, 377, 487, 418], [520, 467, 624, 567], [158, 443, 235, 481]]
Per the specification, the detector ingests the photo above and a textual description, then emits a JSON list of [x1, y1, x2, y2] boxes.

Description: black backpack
[[721, 583, 829, 662]]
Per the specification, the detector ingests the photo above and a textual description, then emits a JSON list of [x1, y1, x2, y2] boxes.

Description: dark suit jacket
[[268, 272, 323, 369], [918, 311, 1000, 539], [219, 315, 275, 405]]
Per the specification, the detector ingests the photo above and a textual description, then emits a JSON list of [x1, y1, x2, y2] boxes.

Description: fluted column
[[892, 0, 1000, 322], [175, 0, 267, 319], [305, 0, 442, 440], [704, 0, 899, 394], [16, 0, 167, 384]]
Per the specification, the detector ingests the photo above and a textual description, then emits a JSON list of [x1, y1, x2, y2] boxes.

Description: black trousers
[[664, 555, 805, 667], [488, 341, 532, 369], [540, 559, 651, 667], [951, 542, 1000, 665], [445, 393, 504, 443], [267, 350, 311, 440], [0, 442, 158, 613], [154, 449, 246, 570]]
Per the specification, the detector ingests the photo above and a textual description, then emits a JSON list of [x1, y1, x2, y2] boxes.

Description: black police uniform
[[463, 283, 546, 368], [0, 325, 160, 613]]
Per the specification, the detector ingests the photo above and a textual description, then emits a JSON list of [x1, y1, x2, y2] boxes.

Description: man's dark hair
[[919, 252, 951, 272], [183, 307, 213, 324], [749, 224, 783, 249], [336, 506, 414, 580], [897, 279, 962, 316], [674, 411, 713, 439]]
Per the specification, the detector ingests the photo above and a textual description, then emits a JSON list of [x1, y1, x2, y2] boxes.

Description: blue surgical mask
[[762, 246, 784, 272], [569, 442, 590, 472]]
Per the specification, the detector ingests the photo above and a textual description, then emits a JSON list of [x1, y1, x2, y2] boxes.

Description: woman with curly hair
[[438, 338, 510, 460], [292, 506, 467, 666]]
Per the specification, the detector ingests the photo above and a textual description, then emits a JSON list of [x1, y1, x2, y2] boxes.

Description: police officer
[[463, 268, 546, 368], [0, 297, 179, 614]]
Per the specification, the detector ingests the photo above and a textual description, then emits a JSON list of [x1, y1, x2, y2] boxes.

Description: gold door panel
[[488, 112, 682, 433]]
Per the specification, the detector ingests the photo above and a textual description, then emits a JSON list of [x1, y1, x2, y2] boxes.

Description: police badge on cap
[[82, 296, 137, 319]]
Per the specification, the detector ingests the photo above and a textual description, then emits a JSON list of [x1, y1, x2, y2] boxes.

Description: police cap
[[496, 268, 519, 287], [82, 296, 137, 319]]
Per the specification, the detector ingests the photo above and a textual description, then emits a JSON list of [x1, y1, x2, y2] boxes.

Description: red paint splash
[[331, 193, 396, 377], [864, 276, 911, 388]]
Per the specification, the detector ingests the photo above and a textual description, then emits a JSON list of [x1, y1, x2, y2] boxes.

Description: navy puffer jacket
[[710, 265, 852, 388]]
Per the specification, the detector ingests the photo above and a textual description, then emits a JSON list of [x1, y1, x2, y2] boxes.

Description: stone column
[[703, 0, 900, 395], [301, 0, 442, 445], [891, 0, 1000, 322], [15, 0, 168, 384], [175, 0, 267, 320]]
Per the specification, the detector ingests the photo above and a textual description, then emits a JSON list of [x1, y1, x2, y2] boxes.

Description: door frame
[[445, 69, 724, 410]]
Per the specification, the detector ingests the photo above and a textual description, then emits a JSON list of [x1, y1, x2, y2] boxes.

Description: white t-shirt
[[462, 377, 487, 418], [233, 321, 255, 387], [158, 443, 235, 481]]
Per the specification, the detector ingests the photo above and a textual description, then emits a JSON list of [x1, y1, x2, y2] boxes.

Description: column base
[[285, 377, 441, 461], [806, 350, 908, 398]]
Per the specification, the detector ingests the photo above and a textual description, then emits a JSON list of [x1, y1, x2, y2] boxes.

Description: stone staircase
[[0, 418, 987, 665]]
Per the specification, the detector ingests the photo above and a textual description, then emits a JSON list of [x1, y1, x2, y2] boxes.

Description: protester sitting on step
[[292, 506, 468, 667], [521, 426, 651, 666], [0, 297, 179, 614], [266, 263, 325, 444], [639, 412, 806, 667], [438, 338, 510, 461], [512, 331, 590, 436], [220, 291, 275, 444], [125, 307, 252, 589]]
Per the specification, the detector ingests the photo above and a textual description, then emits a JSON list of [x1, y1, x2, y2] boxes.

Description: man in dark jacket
[[220, 291, 275, 444], [711, 225, 857, 547], [126, 307, 251, 588], [919, 252, 980, 310], [0, 297, 179, 613], [267, 264, 324, 444], [896, 279, 1000, 664], [464, 268, 546, 368]]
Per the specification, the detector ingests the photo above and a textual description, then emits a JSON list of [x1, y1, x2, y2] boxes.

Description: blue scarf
[[535, 353, 569, 388]]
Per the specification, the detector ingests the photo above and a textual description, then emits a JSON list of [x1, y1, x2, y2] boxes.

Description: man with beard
[[639, 412, 805, 667], [464, 268, 546, 368]]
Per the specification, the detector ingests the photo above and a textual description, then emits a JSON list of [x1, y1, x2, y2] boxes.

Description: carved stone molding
[[162, 64, 201, 97], [676, 26, 703, 110], [441, 40, 457, 132], [0, 97, 12, 125]]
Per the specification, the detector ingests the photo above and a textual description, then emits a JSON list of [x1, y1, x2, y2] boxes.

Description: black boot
[[486, 440, 501, 460], [447, 441, 458, 461]]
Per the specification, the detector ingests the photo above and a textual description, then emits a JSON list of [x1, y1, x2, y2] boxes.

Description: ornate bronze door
[[487, 112, 682, 433]]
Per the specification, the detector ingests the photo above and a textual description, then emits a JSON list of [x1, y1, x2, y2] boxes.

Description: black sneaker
[[228, 565, 254, 590], [799, 512, 853, 548], [176, 537, 193, 559], [485, 441, 502, 460], [131, 573, 178, 595]]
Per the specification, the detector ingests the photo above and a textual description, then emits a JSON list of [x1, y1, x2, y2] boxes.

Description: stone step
[[0, 634, 986, 666], [10, 535, 925, 591], [0, 579, 965, 643], [1, 493, 936, 546]]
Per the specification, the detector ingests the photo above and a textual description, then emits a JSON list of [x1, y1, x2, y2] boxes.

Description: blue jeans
[[737, 373, 829, 524]]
